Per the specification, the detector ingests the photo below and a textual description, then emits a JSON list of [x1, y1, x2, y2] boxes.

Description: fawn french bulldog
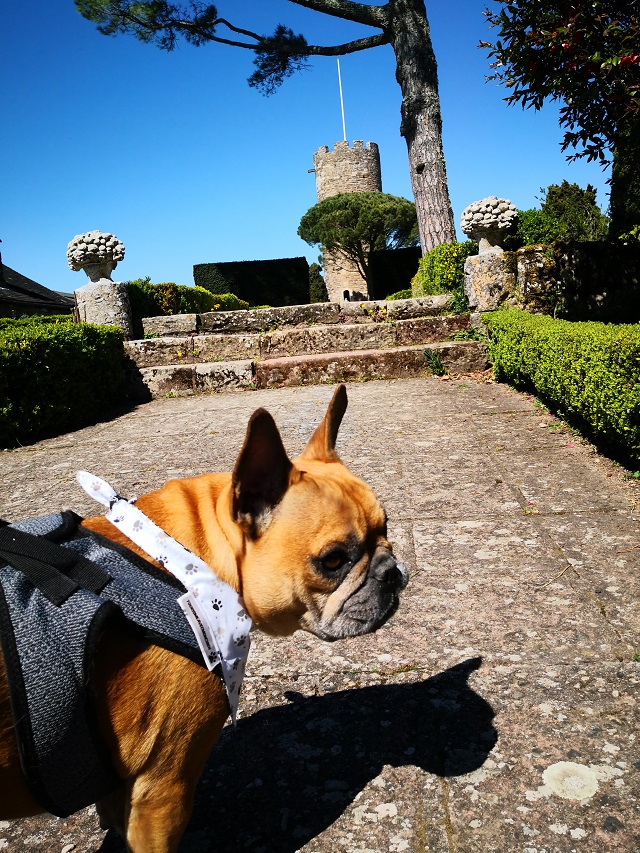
[[0, 384, 407, 852]]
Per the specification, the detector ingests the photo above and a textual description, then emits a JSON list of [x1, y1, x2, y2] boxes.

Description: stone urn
[[460, 198, 519, 311], [460, 197, 518, 254], [69, 231, 133, 338]]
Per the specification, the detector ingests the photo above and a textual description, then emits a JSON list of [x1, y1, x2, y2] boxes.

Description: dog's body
[[0, 385, 406, 852]]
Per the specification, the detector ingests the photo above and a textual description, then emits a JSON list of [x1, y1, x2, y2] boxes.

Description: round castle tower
[[312, 141, 382, 301]]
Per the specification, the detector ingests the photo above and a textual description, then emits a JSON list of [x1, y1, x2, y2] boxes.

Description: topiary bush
[[411, 241, 477, 312], [0, 320, 125, 448], [193, 258, 309, 307], [484, 310, 640, 463]]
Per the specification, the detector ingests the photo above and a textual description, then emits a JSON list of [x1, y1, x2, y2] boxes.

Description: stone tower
[[312, 141, 382, 301]]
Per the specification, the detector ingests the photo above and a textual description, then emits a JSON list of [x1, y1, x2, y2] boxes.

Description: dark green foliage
[[368, 247, 421, 300], [411, 241, 477, 313], [504, 209, 563, 248], [0, 320, 125, 449], [484, 310, 640, 463], [298, 193, 419, 290], [194, 258, 309, 307], [610, 115, 640, 238], [541, 182, 609, 241], [483, 1, 640, 166], [309, 263, 328, 304], [248, 25, 309, 95], [385, 289, 412, 301], [75, 1, 220, 49], [505, 183, 609, 248]]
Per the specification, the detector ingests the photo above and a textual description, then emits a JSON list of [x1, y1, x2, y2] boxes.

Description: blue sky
[[2, 0, 612, 294]]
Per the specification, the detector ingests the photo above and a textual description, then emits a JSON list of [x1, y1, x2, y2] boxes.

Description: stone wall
[[465, 240, 640, 322], [312, 141, 382, 302], [518, 242, 640, 321]]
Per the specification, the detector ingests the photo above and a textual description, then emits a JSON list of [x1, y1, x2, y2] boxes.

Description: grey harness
[[0, 511, 208, 817]]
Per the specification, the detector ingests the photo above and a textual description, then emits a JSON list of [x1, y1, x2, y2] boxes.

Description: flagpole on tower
[[337, 58, 347, 142]]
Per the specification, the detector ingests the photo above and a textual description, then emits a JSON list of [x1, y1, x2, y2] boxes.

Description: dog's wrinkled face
[[231, 385, 408, 640]]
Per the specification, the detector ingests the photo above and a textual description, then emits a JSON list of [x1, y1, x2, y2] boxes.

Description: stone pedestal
[[463, 253, 517, 312], [74, 280, 133, 338]]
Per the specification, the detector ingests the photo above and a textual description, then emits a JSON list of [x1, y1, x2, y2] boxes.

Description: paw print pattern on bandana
[[77, 469, 252, 724]]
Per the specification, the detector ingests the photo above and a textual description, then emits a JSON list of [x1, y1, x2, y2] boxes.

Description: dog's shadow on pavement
[[101, 657, 496, 853]]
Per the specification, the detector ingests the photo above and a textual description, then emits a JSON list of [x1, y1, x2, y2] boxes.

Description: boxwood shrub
[[0, 320, 125, 449], [126, 278, 247, 320], [484, 310, 640, 462]]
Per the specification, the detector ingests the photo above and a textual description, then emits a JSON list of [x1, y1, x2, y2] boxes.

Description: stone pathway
[[0, 378, 638, 852]]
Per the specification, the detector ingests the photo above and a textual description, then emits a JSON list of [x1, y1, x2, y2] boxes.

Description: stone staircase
[[123, 296, 489, 400]]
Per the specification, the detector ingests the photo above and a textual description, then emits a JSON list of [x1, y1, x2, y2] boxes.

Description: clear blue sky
[[2, 0, 612, 294]]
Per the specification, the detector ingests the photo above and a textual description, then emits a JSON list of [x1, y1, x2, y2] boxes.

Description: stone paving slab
[[0, 378, 638, 852]]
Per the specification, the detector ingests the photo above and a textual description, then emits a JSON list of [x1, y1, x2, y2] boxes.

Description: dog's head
[[231, 385, 408, 641]]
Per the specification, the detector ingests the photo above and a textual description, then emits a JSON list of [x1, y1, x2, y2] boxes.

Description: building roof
[[0, 262, 75, 310]]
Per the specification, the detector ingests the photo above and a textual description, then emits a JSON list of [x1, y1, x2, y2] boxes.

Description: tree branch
[[306, 33, 389, 56], [288, 0, 388, 29]]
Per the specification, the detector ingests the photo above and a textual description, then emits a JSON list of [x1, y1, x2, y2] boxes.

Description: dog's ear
[[232, 408, 296, 538], [300, 384, 348, 462]]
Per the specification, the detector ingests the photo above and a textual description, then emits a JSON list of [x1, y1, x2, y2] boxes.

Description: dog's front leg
[[123, 775, 197, 853]]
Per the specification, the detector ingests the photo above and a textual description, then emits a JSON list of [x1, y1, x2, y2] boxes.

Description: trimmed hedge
[[484, 310, 640, 462], [193, 258, 309, 307], [0, 320, 125, 449], [125, 279, 239, 320], [368, 247, 422, 300], [0, 315, 74, 330]]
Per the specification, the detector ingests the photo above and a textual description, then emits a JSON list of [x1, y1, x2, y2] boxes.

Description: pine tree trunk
[[385, 0, 456, 251]]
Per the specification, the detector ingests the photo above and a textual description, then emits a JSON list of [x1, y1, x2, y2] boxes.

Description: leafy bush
[[505, 183, 609, 249], [0, 320, 125, 448], [506, 208, 563, 247], [385, 289, 412, 301], [411, 241, 477, 313], [484, 310, 640, 462], [125, 278, 238, 320]]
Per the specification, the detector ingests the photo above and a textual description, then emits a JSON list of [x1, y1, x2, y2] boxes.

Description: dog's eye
[[321, 549, 349, 572]]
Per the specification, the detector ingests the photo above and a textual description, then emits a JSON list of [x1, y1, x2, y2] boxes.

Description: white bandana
[[77, 471, 251, 723]]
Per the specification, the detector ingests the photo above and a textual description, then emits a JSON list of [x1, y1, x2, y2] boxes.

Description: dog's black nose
[[371, 553, 408, 588]]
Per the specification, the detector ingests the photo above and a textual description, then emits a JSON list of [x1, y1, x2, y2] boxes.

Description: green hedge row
[[484, 310, 640, 462], [0, 320, 125, 449], [125, 278, 249, 320]]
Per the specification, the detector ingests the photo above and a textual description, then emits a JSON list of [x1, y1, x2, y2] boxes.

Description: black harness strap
[[0, 526, 112, 606]]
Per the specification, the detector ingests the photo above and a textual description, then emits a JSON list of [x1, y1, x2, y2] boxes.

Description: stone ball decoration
[[460, 197, 518, 254], [67, 231, 125, 275]]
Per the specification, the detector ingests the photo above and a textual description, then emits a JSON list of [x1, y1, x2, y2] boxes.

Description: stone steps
[[125, 314, 473, 368], [124, 298, 489, 399]]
